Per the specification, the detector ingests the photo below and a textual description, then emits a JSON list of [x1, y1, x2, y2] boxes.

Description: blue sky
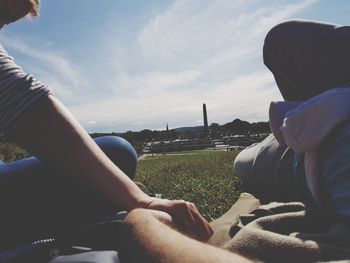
[[1, 0, 349, 132]]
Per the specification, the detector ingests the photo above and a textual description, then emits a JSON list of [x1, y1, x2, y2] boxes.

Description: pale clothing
[[269, 87, 350, 206]]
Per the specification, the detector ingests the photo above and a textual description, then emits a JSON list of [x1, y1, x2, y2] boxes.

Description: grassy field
[[0, 142, 242, 221], [0, 142, 29, 162], [135, 149, 242, 221]]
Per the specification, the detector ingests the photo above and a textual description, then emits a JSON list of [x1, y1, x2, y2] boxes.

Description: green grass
[[136, 150, 242, 221], [143, 149, 222, 157], [0, 142, 29, 162], [0, 142, 242, 221]]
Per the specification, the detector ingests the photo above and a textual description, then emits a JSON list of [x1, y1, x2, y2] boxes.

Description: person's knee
[[94, 136, 138, 179], [233, 158, 249, 182], [233, 145, 257, 183]]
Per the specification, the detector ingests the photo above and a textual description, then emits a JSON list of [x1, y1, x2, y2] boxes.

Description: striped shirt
[[0, 43, 51, 140]]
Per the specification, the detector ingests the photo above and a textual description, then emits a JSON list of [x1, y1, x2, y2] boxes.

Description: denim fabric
[[0, 136, 137, 248], [234, 134, 300, 203], [93, 136, 137, 178], [320, 121, 350, 216], [293, 153, 314, 205], [48, 251, 119, 263]]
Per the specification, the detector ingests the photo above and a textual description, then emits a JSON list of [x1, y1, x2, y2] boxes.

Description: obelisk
[[203, 103, 208, 130]]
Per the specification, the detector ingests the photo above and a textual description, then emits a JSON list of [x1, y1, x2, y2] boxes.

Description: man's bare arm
[[12, 95, 150, 211], [120, 208, 253, 263], [11, 95, 213, 240]]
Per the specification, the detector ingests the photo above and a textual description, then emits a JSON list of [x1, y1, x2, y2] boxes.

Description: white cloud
[[113, 70, 201, 96], [204, 71, 282, 122], [69, 70, 280, 131], [133, 121, 144, 126], [137, 0, 316, 70], [73, 0, 314, 132], [75, 0, 315, 131], [0, 35, 88, 103], [1, 0, 317, 132]]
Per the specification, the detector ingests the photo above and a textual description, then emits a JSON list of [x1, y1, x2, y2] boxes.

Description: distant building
[[142, 138, 215, 153]]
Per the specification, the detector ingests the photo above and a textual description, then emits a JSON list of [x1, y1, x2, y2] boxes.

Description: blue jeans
[[0, 136, 137, 248]]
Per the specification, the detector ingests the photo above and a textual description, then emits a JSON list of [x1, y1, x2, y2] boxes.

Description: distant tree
[[209, 123, 221, 138], [210, 123, 220, 129], [139, 129, 153, 141], [250, 122, 271, 134], [223, 119, 250, 134], [88, 118, 270, 154]]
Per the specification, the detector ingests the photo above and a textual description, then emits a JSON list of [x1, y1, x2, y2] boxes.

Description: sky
[[1, 0, 350, 133]]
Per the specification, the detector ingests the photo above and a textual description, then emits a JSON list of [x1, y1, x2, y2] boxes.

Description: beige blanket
[[208, 193, 350, 262]]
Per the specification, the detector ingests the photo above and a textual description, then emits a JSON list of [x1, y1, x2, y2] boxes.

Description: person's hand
[[145, 198, 213, 241]]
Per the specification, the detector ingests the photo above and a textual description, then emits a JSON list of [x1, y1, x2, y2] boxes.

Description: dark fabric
[[46, 212, 128, 263], [234, 135, 300, 203], [48, 251, 119, 263], [264, 20, 350, 101], [0, 212, 128, 263], [0, 136, 137, 248]]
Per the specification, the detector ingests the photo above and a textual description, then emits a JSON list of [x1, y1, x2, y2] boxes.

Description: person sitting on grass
[[0, 0, 212, 252], [234, 20, 350, 219]]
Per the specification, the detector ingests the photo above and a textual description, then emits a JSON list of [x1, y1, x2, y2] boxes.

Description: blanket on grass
[[208, 193, 350, 263]]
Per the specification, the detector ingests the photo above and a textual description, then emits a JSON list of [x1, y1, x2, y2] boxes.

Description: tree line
[[0, 119, 271, 161]]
